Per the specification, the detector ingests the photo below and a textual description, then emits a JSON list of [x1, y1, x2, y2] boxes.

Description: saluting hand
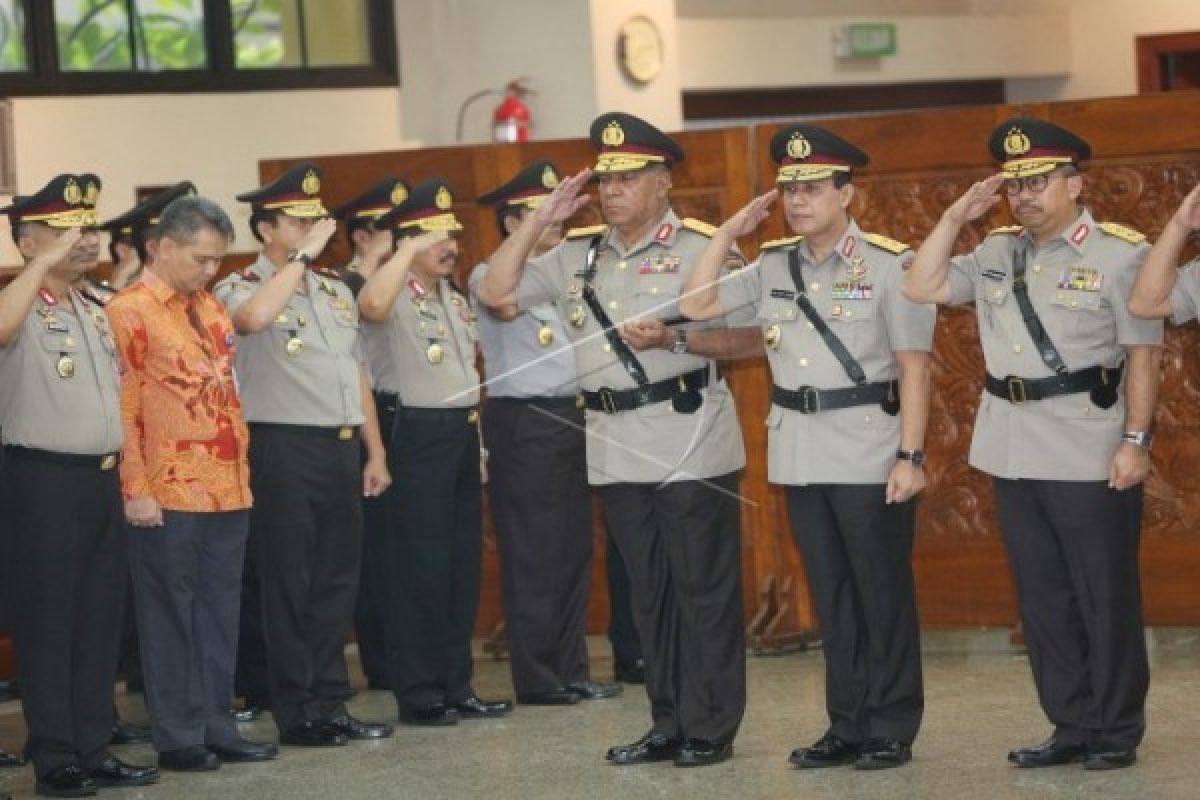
[[400, 229, 451, 256], [295, 217, 339, 262], [125, 495, 164, 527], [1170, 184, 1200, 233], [34, 227, 84, 270], [1108, 442, 1151, 491], [885, 461, 927, 504], [944, 174, 1007, 226], [721, 189, 779, 240], [532, 169, 593, 227], [362, 455, 391, 498]]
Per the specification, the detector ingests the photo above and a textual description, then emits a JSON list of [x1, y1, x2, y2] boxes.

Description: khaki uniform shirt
[[720, 220, 935, 485], [1168, 256, 1200, 325], [470, 262, 579, 399], [945, 209, 1161, 481], [516, 208, 748, 486], [0, 287, 123, 453], [214, 255, 365, 426], [363, 275, 481, 408]]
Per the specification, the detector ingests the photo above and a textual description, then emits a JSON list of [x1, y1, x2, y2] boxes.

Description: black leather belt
[[772, 380, 898, 414], [248, 422, 359, 441], [392, 406, 480, 425], [583, 366, 711, 414], [487, 395, 583, 411], [984, 364, 1122, 404], [3, 445, 121, 471]]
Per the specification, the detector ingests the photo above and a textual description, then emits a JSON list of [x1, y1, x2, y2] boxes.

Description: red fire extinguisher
[[493, 79, 533, 143]]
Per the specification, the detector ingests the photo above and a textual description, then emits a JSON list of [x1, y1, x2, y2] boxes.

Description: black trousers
[[0, 450, 125, 776], [604, 523, 642, 668], [128, 510, 247, 752], [784, 484, 924, 744], [993, 478, 1149, 751], [380, 406, 482, 709], [247, 425, 363, 733], [355, 398, 394, 687], [233, 545, 270, 707], [485, 397, 593, 695], [597, 474, 746, 745]]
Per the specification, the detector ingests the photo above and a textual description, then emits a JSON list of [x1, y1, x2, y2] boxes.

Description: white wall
[[1, 87, 408, 266]]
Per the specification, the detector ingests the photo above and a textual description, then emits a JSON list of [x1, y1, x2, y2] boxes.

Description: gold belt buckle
[[467, 409, 480, 425], [1006, 376, 1027, 404], [598, 388, 618, 414], [337, 426, 355, 440], [100, 453, 118, 471]]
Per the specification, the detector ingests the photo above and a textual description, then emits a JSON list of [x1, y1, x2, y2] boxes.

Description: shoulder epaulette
[[1097, 222, 1146, 245], [565, 224, 608, 240], [238, 267, 261, 283], [863, 232, 911, 255], [986, 225, 1023, 237], [760, 235, 804, 251], [681, 218, 717, 237]]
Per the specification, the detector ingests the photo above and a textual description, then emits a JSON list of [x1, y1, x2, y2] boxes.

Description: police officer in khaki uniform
[[682, 125, 934, 770], [479, 112, 760, 767], [471, 161, 620, 705], [0, 174, 158, 796], [357, 179, 512, 726], [215, 163, 394, 747], [904, 118, 1161, 770], [330, 177, 410, 692], [1128, 183, 1200, 322]]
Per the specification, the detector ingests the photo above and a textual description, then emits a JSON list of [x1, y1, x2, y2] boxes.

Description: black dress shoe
[[0, 749, 25, 768], [280, 722, 348, 747], [517, 689, 581, 706], [1007, 737, 1087, 768], [565, 681, 622, 700], [208, 738, 279, 763], [453, 695, 513, 719], [613, 660, 645, 684], [788, 732, 861, 768], [158, 745, 221, 772], [86, 755, 159, 787], [110, 718, 152, 745], [398, 704, 459, 727], [230, 705, 263, 723], [674, 739, 733, 767], [606, 731, 682, 765], [35, 764, 97, 797], [323, 714, 394, 740], [1084, 749, 1137, 770], [854, 738, 912, 770]]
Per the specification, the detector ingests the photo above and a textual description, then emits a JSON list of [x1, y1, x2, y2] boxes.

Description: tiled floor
[[1, 630, 1195, 799]]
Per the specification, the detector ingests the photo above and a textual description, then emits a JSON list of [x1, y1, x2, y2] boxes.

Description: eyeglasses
[[1002, 170, 1063, 196], [780, 180, 834, 197]]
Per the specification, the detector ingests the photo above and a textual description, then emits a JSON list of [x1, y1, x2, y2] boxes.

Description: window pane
[[231, 0, 371, 69], [230, 0, 300, 68], [55, 0, 133, 72], [304, 0, 369, 67], [133, 0, 207, 70], [0, 0, 29, 72]]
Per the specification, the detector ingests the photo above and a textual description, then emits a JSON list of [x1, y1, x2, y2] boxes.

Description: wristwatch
[[670, 329, 688, 355], [896, 448, 926, 467], [286, 249, 314, 267], [1122, 431, 1153, 450]]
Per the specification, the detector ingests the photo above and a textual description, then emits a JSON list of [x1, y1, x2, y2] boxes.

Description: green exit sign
[[836, 23, 897, 59]]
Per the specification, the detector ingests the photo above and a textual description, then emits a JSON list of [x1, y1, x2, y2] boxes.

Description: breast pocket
[[633, 272, 680, 316], [826, 297, 879, 350], [1046, 290, 1108, 341], [41, 333, 82, 378]]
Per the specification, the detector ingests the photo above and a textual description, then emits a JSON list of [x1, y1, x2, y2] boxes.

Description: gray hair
[[155, 195, 235, 245]]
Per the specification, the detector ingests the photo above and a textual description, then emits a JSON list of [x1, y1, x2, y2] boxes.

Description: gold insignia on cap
[[786, 133, 813, 160], [601, 120, 626, 148], [64, 179, 82, 205], [542, 165, 559, 189], [301, 169, 321, 196], [1003, 127, 1032, 157], [435, 186, 453, 210], [390, 182, 408, 205], [83, 181, 99, 206]]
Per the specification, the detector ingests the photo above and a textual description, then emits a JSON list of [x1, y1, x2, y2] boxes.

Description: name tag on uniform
[[418, 309, 438, 321], [770, 289, 795, 300], [982, 269, 1006, 282]]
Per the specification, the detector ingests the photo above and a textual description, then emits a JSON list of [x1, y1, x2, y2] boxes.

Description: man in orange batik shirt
[[107, 195, 278, 774]]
